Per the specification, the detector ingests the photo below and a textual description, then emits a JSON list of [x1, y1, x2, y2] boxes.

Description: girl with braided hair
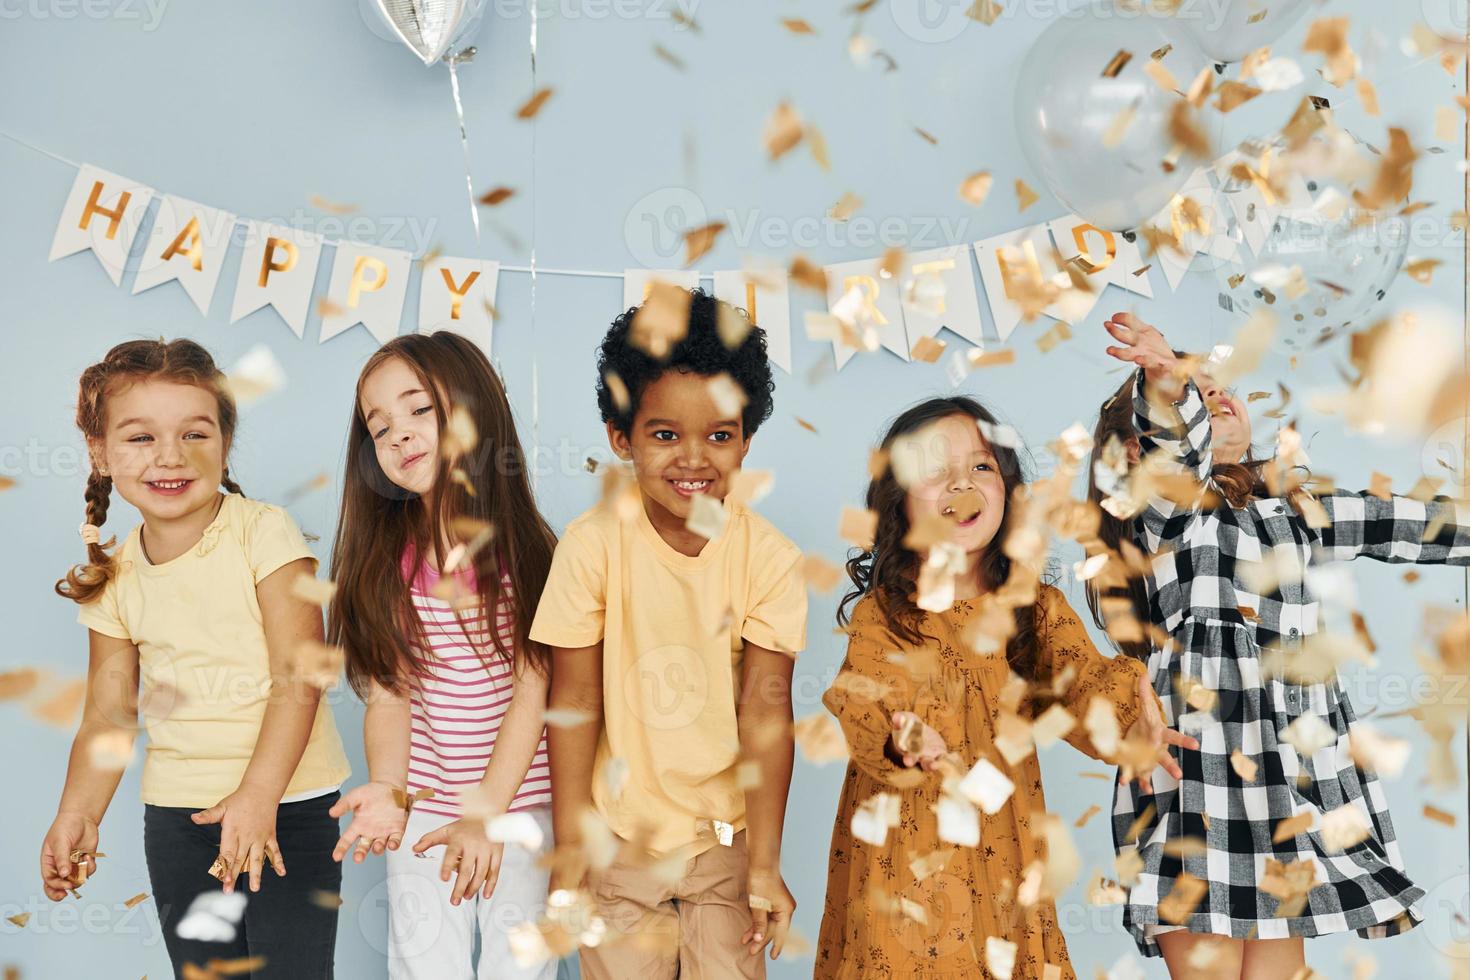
[[42, 338, 350, 979]]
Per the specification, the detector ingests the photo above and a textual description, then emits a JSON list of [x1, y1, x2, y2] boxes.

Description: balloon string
[[528, 0, 540, 495], [447, 57, 481, 244]]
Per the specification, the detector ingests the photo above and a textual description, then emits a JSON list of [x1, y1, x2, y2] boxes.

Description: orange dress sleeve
[[1034, 584, 1153, 762]]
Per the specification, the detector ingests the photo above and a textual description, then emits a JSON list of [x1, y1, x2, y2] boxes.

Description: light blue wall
[[2, 1, 1468, 976]]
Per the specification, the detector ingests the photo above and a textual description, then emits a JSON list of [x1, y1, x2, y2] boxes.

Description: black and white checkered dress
[[1109, 370, 1470, 956]]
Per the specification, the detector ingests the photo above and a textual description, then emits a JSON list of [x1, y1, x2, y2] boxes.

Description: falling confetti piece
[[477, 186, 515, 207], [914, 126, 938, 145], [780, 17, 815, 34], [959, 170, 993, 206], [1424, 804, 1456, 827], [839, 507, 878, 549], [795, 416, 819, 434], [1075, 804, 1102, 827], [1101, 49, 1132, 78], [516, 88, 555, 119], [682, 221, 726, 265], [308, 194, 356, 215], [652, 44, 686, 71], [966, 0, 1002, 25], [1014, 179, 1038, 212], [910, 335, 947, 363], [764, 103, 804, 160]]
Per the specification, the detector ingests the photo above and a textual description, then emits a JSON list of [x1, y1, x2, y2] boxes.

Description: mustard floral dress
[[816, 585, 1149, 979]]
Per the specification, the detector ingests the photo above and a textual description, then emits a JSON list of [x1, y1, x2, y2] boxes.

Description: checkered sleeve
[[1315, 489, 1470, 565], [1131, 368, 1214, 544]]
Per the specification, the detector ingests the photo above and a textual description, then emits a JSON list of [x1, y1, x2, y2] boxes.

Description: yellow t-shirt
[[77, 493, 351, 808], [530, 495, 807, 859]]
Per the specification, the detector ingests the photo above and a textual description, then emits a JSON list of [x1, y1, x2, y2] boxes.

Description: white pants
[[385, 807, 558, 980]]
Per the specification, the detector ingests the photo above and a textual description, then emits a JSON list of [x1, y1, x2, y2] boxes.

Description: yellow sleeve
[[822, 598, 949, 785], [244, 503, 317, 582], [76, 575, 129, 640], [528, 521, 606, 648], [741, 537, 807, 654], [1035, 585, 1150, 762]]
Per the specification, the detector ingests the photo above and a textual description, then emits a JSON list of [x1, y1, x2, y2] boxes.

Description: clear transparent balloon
[[1014, 2, 1215, 232]]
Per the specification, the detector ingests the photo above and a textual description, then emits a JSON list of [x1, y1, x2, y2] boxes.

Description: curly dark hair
[[838, 395, 1041, 681], [595, 287, 776, 436]]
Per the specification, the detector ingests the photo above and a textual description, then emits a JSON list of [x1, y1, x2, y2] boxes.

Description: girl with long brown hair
[[325, 331, 557, 979], [42, 338, 350, 978], [817, 395, 1194, 978]]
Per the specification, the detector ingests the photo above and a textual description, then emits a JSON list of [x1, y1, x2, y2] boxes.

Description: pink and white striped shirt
[[403, 553, 551, 820]]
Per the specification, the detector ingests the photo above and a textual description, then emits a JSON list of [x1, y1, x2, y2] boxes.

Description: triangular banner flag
[[1046, 215, 1154, 302], [49, 164, 155, 286], [230, 220, 325, 338], [973, 225, 1064, 342], [898, 245, 984, 346], [131, 194, 237, 314], [823, 256, 908, 370], [712, 268, 791, 374], [419, 256, 500, 354], [319, 242, 412, 344]]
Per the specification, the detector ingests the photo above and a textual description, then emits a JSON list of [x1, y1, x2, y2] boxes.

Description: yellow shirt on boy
[[530, 495, 807, 859], [77, 493, 351, 808]]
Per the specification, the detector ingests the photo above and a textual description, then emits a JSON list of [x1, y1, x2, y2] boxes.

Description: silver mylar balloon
[[374, 0, 488, 65], [1015, 3, 1213, 232], [1177, 0, 1310, 65]]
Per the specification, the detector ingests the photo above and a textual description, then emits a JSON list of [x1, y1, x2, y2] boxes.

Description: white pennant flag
[[319, 242, 412, 345], [131, 195, 237, 314], [897, 245, 984, 346], [1046, 215, 1154, 301], [823, 256, 907, 370], [49, 164, 155, 286], [419, 256, 499, 353], [623, 269, 700, 311], [230, 220, 324, 338], [712, 267, 791, 374], [973, 225, 1064, 342]]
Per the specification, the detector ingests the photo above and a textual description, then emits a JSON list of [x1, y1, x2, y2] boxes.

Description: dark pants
[[144, 792, 342, 980]]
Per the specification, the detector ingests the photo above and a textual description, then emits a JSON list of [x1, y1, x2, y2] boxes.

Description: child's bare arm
[[737, 642, 796, 960], [547, 640, 603, 892]]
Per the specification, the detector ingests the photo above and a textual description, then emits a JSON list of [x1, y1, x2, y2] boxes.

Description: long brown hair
[[56, 339, 244, 604], [838, 396, 1039, 680], [1084, 370, 1266, 659], [328, 332, 556, 697]]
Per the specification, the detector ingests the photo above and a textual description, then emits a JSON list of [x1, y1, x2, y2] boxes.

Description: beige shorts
[[580, 830, 765, 980]]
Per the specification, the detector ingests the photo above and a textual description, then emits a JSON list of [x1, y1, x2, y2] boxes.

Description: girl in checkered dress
[[1086, 312, 1470, 976]]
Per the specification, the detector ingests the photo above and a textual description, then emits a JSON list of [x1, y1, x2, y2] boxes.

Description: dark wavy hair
[[595, 287, 775, 436], [1084, 369, 1268, 661], [838, 396, 1039, 681]]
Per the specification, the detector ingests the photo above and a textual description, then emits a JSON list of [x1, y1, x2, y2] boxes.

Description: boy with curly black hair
[[531, 287, 806, 977]]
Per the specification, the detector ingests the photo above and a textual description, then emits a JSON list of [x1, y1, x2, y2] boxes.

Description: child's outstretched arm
[[331, 678, 410, 863], [546, 640, 603, 894], [1315, 490, 1470, 566], [192, 556, 323, 895], [40, 629, 139, 901], [1037, 587, 1196, 786], [1104, 313, 1214, 484], [738, 642, 797, 962]]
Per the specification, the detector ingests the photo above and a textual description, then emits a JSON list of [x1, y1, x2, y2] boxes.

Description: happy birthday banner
[[48, 157, 1289, 373]]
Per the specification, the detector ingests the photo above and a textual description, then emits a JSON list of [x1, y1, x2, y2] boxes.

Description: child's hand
[[192, 788, 284, 895], [40, 811, 99, 901], [1125, 673, 1199, 794], [330, 782, 409, 864], [890, 711, 947, 770], [1103, 312, 1186, 401], [743, 866, 795, 960], [413, 818, 504, 905]]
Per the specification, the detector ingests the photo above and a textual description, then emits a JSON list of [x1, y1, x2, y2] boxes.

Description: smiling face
[[901, 414, 1008, 558], [607, 369, 751, 531], [1194, 369, 1252, 465], [92, 379, 226, 522], [359, 355, 440, 496]]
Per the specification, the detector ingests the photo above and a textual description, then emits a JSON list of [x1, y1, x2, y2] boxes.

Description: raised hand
[[1103, 312, 1186, 402]]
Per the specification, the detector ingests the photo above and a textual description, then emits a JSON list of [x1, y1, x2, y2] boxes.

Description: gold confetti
[[780, 17, 815, 34], [315, 297, 345, 318], [630, 281, 692, 358], [308, 195, 355, 215], [1272, 811, 1314, 843], [1143, 59, 1179, 94], [966, 0, 1002, 25], [1102, 49, 1132, 77], [1424, 804, 1457, 827], [1214, 81, 1263, 113], [1015, 178, 1039, 212], [795, 416, 819, 434], [914, 126, 939, 145], [652, 44, 686, 71], [477, 186, 515, 207], [959, 171, 993, 206], [910, 335, 947, 362], [764, 102, 804, 160], [1075, 804, 1102, 828], [828, 192, 863, 222], [1158, 872, 1208, 924], [1230, 750, 1258, 781], [808, 126, 831, 171], [801, 554, 843, 592], [839, 507, 878, 549], [31, 679, 86, 728], [682, 221, 726, 265], [124, 892, 149, 909], [1404, 257, 1443, 284], [516, 87, 555, 120], [6, 913, 29, 928], [1102, 105, 1138, 149], [0, 668, 40, 701], [789, 256, 828, 292]]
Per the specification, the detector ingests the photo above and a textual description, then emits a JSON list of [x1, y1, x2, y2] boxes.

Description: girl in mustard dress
[[816, 395, 1196, 979]]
